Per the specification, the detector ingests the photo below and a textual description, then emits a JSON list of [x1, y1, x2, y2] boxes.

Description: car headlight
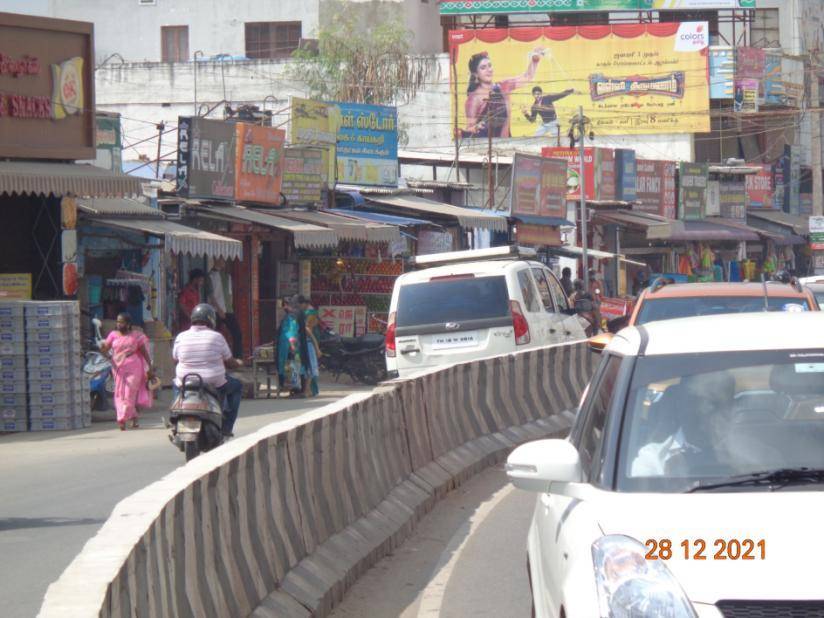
[[592, 535, 696, 618]]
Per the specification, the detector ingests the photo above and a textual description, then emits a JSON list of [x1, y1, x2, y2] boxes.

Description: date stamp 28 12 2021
[[645, 539, 766, 561]]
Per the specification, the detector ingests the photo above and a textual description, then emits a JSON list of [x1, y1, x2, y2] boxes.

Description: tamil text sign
[[234, 123, 285, 205], [449, 23, 709, 138], [282, 147, 324, 204], [290, 97, 339, 189], [510, 153, 567, 220], [635, 159, 676, 218], [334, 102, 398, 187], [0, 13, 95, 159], [810, 216, 824, 251], [679, 162, 708, 220], [176, 117, 236, 200]]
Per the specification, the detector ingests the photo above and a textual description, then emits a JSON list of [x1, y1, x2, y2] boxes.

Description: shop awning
[[328, 208, 435, 228], [196, 205, 338, 249], [0, 161, 142, 198], [593, 210, 673, 231], [76, 197, 163, 218], [513, 215, 575, 227], [549, 245, 647, 267], [276, 208, 400, 244], [365, 194, 508, 232], [747, 210, 809, 236], [96, 218, 242, 260], [647, 218, 761, 242]]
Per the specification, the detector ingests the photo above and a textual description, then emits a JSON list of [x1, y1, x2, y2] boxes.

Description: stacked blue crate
[[0, 304, 28, 432]]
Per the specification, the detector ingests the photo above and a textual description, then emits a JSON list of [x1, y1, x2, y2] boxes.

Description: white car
[[507, 311, 824, 618], [385, 247, 586, 378]]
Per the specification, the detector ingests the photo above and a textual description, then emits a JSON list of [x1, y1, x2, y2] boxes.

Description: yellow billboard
[[449, 23, 710, 138], [290, 97, 341, 189]]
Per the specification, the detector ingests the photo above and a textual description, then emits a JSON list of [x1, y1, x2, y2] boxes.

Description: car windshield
[[396, 275, 510, 327], [616, 350, 824, 492], [636, 296, 809, 325]]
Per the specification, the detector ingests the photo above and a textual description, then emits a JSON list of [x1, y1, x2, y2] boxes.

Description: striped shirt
[[173, 325, 232, 387]]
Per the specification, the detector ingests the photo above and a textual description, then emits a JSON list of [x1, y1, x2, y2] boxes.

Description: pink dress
[[105, 330, 152, 423]]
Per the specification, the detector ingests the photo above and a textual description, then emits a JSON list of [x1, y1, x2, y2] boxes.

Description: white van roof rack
[[411, 245, 537, 269]]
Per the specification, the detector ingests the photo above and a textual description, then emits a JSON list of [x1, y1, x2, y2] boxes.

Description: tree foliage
[[289, 14, 439, 106]]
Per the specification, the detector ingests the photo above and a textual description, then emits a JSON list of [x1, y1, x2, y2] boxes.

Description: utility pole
[[811, 54, 823, 216], [487, 104, 494, 211], [576, 106, 590, 290], [155, 121, 165, 179], [452, 52, 461, 187]]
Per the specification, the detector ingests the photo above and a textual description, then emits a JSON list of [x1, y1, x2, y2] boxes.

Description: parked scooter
[[319, 328, 387, 385], [82, 318, 113, 411], [167, 373, 225, 462]]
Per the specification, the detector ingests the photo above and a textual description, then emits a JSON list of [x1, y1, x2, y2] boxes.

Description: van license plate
[[431, 331, 479, 350]]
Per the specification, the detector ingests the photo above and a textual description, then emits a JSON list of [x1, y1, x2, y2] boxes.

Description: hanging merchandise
[[729, 260, 741, 282], [742, 260, 757, 281], [763, 246, 777, 276], [700, 244, 714, 270], [678, 253, 694, 276], [713, 260, 724, 282]]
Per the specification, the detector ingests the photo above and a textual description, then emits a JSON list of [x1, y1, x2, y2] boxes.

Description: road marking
[[415, 481, 517, 616]]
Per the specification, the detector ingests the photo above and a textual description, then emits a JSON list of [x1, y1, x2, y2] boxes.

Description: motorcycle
[[167, 373, 225, 462], [82, 318, 113, 411], [318, 328, 388, 385]]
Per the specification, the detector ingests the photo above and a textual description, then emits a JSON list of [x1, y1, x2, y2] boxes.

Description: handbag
[[284, 357, 302, 390]]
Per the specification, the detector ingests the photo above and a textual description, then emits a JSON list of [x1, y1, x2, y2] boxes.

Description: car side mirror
[[505, 439, 582, 493], [588, 332, 613, 353]]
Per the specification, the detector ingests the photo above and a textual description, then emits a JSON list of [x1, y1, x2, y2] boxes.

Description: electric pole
[[811, 54, 823, 216], [155, 121, 165, 179], [487, 104, 494, 211], [574, 106, 590, 290]]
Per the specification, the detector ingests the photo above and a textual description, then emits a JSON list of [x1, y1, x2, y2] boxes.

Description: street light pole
[[578, 106, 589, 290]]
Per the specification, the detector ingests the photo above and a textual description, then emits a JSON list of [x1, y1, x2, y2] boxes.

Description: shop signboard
[[510, 153, 567, 220], [290, 97, 339, 189], [234, 123, 286, 205], [734, 78, 759, 113], [746, 164, 774, 209], [809, 216, 824, 251], [332, 102, 398, 187], [85, 112, 122, 172], [0, 273, 32, 299], [719, 179, 747, 219], [708, 47, 734, 100], [0, 13, 95, 159], [773, 147, 790, 210], [634, 159, 676, 218], [735, 47, 765, 79], [281, 147, 324, 204], [678, 162, 708, 221], [449, 23, 710, 138], [615, 149, 637, 202], [705, 180, 721, 217], [176, 117, 236, 200], [516, 224, 562, 247], [417, 230, 454, 255], [542, 147, 614, 201], [762, 50, 785, 106], [439, 0, 752, 14], [319, 306, 365, 338]]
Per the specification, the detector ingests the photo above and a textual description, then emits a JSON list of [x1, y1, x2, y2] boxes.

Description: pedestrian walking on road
[[99, 312, 154, 430], [299, 295, 321, 397], [277, 297, 312, 398], [177, 269, 205, 332], [560, 267, 574, 297]]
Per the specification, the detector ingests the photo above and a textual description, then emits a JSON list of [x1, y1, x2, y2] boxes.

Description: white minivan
[[385, 247, 586, 378]]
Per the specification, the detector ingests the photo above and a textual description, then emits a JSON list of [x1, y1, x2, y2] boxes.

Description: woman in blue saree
[[277, 297, 309, 398]]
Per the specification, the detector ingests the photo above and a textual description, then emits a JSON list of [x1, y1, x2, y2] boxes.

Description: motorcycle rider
[[172, 303, 243, 437]]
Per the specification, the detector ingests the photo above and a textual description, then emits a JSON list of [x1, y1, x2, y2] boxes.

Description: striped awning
[[196, 205, 338, 249], [276, 208, 400, 243], [366, 194, 508, 232], [0, 161, 142, 198], [96, 218, 242, 260]]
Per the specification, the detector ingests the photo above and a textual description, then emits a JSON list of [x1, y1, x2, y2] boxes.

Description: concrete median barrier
[[39, 342, 597, 618]]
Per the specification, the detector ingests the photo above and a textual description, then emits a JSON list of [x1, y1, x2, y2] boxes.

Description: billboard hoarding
[[176, 117, 236, 200], [709, 47, 734, 100], [0, 13, 95, 159], [334, 102, 398, 187], [449, 23, 710, 138], [516, 224, 562, 247], [281, 147, 324, 205], [510, 153, 567, 221], [679, 162, 708, 220], [734, 78, 759, 113], [440, 0, 753, 14], [290, 97, 340, 189], [542, 147, 615, 202], [635, 159, 677, 218], [234, 123, 286, 205], [746, 164, 773, 209]]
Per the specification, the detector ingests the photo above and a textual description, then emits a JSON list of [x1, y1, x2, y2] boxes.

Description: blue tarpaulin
[[329, 208, 434, 227]]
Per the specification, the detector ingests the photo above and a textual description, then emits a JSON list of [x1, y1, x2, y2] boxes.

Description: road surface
[[330, 466, 535, 618], [0, 381, 368, 618]]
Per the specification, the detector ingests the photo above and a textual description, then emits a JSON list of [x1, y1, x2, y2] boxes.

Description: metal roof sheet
[[76, 197, 163, 218], [366, 194, 508, 232]]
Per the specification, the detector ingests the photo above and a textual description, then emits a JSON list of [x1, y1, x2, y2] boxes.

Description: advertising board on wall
[[678, 162, 708, 220], [510, 153, 567, 221], [334, 102, 398, 187], [290, 97, 340, 189], [542, 147, 615, 202], [234, 123, 285, 205], [719, 179, 747, 219], [615, 149, 637, 202], [634, 159, 676, 219], [709, 47, 734, 100], [176, 117, 236, 200], [0, 12, 95, 159], [281, 147, 324, 204], [449, 23, 710, 138], [439, 0, 753, 14], [810, 216, 824, 251], [746, 164, 774, 209]]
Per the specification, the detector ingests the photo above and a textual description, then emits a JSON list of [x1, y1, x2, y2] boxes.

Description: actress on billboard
[[464, 48, 544, 138]]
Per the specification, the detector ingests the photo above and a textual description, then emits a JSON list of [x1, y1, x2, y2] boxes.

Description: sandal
[[118, 422, 126, 431]]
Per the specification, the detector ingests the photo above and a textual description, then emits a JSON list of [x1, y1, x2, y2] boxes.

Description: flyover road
[[330, 465, 535, 618], [0, 381, 369, 618]]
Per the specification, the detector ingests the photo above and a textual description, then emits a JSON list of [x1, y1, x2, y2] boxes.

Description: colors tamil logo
[[50, 56, 84, 120], [589, 72, 685, 100]]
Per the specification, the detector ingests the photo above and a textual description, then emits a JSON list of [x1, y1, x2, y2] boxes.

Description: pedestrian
[[173, 304, 243, 437], [206, 258, 243, 357], [99, 312, 154, 430], [178, 269, 205, 332], [298, 295, 321, 397], [277, 297, 311, 398], [570, 279, 599, 337], [560, 267, 574, 297]]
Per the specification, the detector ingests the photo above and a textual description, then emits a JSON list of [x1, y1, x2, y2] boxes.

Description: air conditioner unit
[[138, 0, 157, 5]]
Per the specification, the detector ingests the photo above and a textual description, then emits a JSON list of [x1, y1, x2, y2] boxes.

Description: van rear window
[[396, 276, 510, 327]]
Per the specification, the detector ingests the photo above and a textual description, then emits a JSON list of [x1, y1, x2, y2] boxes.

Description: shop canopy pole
[[578, 106, 589, 290]]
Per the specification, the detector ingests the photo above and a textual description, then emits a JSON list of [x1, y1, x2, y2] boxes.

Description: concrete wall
[[39, 341, 597, 618]]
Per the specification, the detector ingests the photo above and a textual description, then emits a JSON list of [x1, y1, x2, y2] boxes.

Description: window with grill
[[161, 26, 189, 62], [751, 8, 780, 48], [245, 21, 302, 59]]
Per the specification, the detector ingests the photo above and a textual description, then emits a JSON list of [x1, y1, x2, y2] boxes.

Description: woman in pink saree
[[100, 313, 154, 430]]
